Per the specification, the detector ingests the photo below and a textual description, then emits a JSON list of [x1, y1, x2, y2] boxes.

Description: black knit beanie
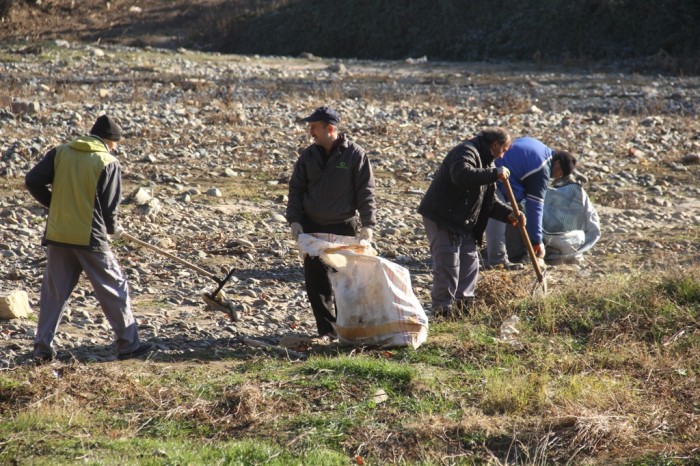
[[553, 150, 577, 177], [90, 115, 122, 141]]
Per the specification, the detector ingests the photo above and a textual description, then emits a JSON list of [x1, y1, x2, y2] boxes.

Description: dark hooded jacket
[[418, 134, 512, 244]]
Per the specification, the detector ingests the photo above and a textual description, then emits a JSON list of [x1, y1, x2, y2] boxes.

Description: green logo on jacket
[[336, 161, 348, 169]]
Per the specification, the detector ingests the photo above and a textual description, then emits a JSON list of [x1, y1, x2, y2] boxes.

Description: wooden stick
[[502, 178, 546, 287], [242, 337, 308, 360], [120, 232, 218, 280]]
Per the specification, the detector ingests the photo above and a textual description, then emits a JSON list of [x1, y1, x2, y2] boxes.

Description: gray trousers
[[423, 217, 478, 309], [485, 190, 509, 266], [33, 245, 140, 358]]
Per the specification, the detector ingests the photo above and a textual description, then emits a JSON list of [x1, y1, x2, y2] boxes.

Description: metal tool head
[[530, 268, 548, 297]]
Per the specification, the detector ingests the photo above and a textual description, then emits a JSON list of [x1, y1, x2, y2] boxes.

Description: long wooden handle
[[120, 232, 218, 281], [502, 178, 544, 282], [242, 337, 308, 360]]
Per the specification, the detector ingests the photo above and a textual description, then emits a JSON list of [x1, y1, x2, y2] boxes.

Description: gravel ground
[[1, 41, 699, 366]]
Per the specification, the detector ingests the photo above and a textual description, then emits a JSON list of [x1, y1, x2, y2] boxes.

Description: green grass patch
[[622, 453, 700, 466], [660, 275, 700, 306], [1, 434, 349, 466], [480, 366, 549, 415], [0, 375, 25, 391], [301, 354, 416, 388], [552, 373, 638, 410]]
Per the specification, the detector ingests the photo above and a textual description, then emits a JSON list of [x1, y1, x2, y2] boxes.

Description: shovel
[[119, 232, 238, 317], [502, 178, 548, 296]]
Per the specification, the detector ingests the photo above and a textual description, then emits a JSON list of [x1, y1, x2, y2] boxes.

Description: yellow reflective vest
[[46, 136, 117, 246]]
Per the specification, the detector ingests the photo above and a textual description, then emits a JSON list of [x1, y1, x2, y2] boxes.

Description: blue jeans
[[423, 217, 478, 309]]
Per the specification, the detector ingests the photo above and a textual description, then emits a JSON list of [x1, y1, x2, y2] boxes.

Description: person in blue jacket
[[484, 137, 577, 268]]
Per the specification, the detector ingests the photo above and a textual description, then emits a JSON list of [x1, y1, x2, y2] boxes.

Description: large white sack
[[298, 233, 428, 348]]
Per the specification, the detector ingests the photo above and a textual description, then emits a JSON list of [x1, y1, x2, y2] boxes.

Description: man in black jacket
[[286, 106, 376, 338], [418, 127, 522, 316]]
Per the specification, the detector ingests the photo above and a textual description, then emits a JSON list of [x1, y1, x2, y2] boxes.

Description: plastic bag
[[297, 233, 428, 348]]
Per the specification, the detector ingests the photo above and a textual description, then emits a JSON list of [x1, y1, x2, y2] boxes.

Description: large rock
[[0, 290, 33, 319]]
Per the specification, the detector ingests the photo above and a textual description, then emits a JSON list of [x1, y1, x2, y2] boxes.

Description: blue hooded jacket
[[495, 137, 552, 245]]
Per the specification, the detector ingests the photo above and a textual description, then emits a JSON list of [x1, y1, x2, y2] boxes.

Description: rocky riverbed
[[1, 42, 699, 367]]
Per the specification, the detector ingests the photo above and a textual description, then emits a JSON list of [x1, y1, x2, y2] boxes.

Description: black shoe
[[486, 261, 525, 271], [431, 306, 453, 319], [32, 352, 56, 366], [455, 297, 476, 316], [118, 343, 154, 361]]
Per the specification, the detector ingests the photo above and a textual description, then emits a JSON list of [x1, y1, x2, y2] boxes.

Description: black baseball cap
[[302, 106, 340, 125]]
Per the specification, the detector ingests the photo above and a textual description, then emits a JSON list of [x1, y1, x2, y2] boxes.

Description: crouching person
[[542, 173, 601, 264]]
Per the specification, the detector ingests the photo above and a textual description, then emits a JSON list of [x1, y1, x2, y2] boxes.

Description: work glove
[[533, 243, 545, 259], [358, 227, 373, 242], [110, 225, 125, 240], [507, 212, 526, 227], [496, 166, 510, 181], [290, 222, 303, 240]]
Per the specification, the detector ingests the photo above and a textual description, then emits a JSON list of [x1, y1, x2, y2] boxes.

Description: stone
[[327, 63, 347, 74], [681, 153, 699, 164], [371, 388, 388, 404], [131, 187, 152, 205], [231, 238, 254, 248], [0, 95, 11, 109], [10, 102, 27, 115], [0, 290, 33, 319]]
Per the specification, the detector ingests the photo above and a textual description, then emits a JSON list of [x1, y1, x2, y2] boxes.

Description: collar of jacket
[[315, 133, 348, 156], [334, 133, 348, 151], [471, 135, 495, 166], [68, 135, 112, 154]]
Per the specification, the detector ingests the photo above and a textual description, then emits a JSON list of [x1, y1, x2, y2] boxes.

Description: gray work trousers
[[485, 190, 509, 266], [33, 245, 140, 358], [423, 217, 478, 309]]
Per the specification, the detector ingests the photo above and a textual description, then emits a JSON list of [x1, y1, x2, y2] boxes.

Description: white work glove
[[496, 166, 510, 181], [110, 225, 125, 240], [290, 222, 303, 240], [358, 227, 373, 242]]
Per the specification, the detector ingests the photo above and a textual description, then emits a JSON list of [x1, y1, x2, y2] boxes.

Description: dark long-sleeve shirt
[[418, 135, 512, 243]]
